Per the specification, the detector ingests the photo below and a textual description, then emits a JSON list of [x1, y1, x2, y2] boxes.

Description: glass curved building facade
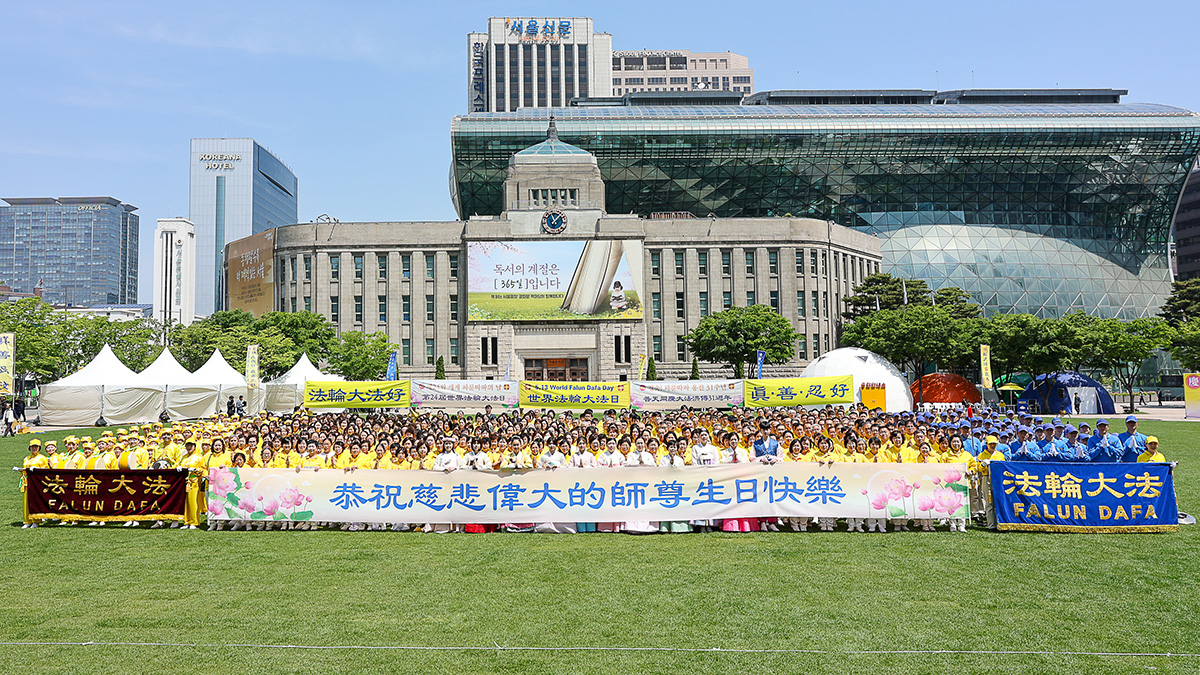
[[451, 102, 1200, 317]]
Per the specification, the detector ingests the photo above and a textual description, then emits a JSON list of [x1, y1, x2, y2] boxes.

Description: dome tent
[[910, 373, 982, 404], [800, 347, 913, 413], [1019, 372, 1115, 415]]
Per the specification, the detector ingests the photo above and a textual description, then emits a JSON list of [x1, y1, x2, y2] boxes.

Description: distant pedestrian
[[236, 396, 247, 416], [2, 403, 14, 437], [226, 396, 236, 416], [13, 397, 25, 422]]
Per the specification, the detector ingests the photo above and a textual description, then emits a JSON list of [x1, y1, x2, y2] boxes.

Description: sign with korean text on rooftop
[[504, 19, 572, 41]]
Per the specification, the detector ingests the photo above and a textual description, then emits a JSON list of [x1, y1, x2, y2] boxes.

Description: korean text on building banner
[[743, 376, 854, 408], [303, 381, 411, 408], [518, 381, 629, 409], [980, 344, 993, 389], [631, 380, 744, 410], [25, 469, 188, 522], [990, 461, 1178, 533], [1185, 373, 1200, 420], [411, 380, 520, 409], [0, 333, 12, 395], [245, 344, 260, 389], [207, 463, 969, 524]]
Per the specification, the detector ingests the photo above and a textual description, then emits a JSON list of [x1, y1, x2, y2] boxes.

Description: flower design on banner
[[209, 467, 237, 498], [932, 487, 966, 516]]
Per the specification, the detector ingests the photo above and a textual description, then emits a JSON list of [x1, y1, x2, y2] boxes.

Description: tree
[[1169, 319, 1200, 372], [683, 305, 798, 378], [843, 274, 930, 318], [840, 304, 958, 402], [0, 299, 63, 379], [690, 356, 700, 380], [328, 331, 394, 381], [646, 357, 657, 381], [255, 311, 337, 363], [1159, 278, 1200, 326], [977, 313, 1041, 388], [1019, 317, 1079, 414], [1084, 317, 1173, 413], [933, 287, 982, 321], [435, 356, 446, 379]]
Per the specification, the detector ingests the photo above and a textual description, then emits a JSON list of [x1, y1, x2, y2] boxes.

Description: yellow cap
[[986, 435, 999, 444], [1147, 436, 1159, 444], [28, 439, 41, 447]]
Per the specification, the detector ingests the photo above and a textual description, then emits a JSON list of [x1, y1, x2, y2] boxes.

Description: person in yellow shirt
[[19, 439, 50, 528], [44, 440, 65, 469], [1137, 437, 1165, 463], [206, 438, 231, 469], [177, 439, 207, 529]]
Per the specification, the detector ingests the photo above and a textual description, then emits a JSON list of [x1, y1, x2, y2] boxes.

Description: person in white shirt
[[428, 438, 461, 533], [621, 438, 658, 534], [688, 430, 721, 532], [657, 440, 692, 533], [596, 437, 625, 532]]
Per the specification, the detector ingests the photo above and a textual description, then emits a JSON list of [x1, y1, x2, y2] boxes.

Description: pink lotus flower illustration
[[913, 481, 921, 489], [885, 478, 913, 501], [237, 496, 256, 514], [208, 467, 237, 498], [279, 487, 303, 508], [261, 497, 281, 517], [943, 468, 964, 484], [870, 492, 890, 510], [861, 489, 868, 495], [207, 501, 226, 517], [917, 495, 935, 512], [932, 487, 965, 515]]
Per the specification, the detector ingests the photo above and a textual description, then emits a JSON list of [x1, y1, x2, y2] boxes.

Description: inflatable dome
[[800, 347, 913, 412], [1019, 372, 1115, 415], [910, 373, 982, 404]]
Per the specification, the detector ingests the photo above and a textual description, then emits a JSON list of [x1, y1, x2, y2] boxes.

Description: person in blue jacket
[[1087, 419, 1124, 462], [1009, 426, 1043, 461], [1042, 422, 1071, 461], [1063, 425, 1090, 461], [1117, 415, 1147, 463]]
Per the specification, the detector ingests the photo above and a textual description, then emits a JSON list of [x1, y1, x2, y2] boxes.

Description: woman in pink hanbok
[[719, 432, 759, 533], [595, 437, 625, 532]]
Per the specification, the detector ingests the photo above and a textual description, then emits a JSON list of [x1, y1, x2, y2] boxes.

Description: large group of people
[[17, 404, 1167, 532]]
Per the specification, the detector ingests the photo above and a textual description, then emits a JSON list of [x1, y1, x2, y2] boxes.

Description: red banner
[[25, 469, 188, 522]]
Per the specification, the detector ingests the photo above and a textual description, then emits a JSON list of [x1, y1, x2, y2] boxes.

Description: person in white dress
[[622, 438, 659, 534], [534, 437, 575, 533], [596, 437, 625, 532], [688, 430, 721, 532], [427, 438, 461, 533], [657, 440, 692, 533]]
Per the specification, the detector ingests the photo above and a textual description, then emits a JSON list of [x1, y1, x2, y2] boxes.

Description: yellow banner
[[0, 333, 12, 396], [303, 380, 410, 408], [246, 344, 260, 389], [1186, 373, 1200, 420], [519, 381, 630, 409], [980, 344, 993, 389], [743, 375, 854, 408]]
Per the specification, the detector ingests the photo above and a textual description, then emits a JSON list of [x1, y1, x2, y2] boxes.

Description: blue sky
[[1, 0, 1196, 303]]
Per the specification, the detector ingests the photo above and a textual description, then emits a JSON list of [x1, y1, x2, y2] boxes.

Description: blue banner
[[990, 461, 1178, 532], [386, 351, 397, 381]]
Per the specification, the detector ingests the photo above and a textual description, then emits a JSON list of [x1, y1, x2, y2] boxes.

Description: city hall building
[[231, 124, 880, 380]]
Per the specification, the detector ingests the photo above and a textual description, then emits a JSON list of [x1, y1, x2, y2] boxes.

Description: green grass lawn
[[0, 421, 1197, 674]]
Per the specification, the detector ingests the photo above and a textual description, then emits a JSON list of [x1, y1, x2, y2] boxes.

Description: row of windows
[[646, 288, 844, 320], [283, 253, 459, 282], [390, 337, 458, 366], [312, 293, 460, 324], [648, 248, 879, 279]]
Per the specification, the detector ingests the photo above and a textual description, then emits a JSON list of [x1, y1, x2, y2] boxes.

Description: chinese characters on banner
[[519, 381, 629, 409], [743, 376, 854, 408], [25, 469, 188, 522], [990, 461, 1178, 532], [0, 333, 13, 395], [411, 380, 519, 409], [209, 463, 969, 524], [631, 380, 744, 410], [1185, 373, 1200, 420], [980, 344, 993, 389], [304, 381, 410, 408], [246, 344, 260, 389]]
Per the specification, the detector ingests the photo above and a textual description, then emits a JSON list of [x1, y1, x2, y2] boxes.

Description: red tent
[[910, 373, 982, 404]]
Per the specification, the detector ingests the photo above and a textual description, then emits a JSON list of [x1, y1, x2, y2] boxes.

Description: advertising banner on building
[[990, 461, 1178, 532], [208, 462, 969, 524], [631, 380, 744, 410], [467, 240, 644, 321], [303, 381, 410, 408], [743, 376, 854, 408], [519, 381, 629, 409], [226, 229, 275, 317], [411, 380, 520, 409], [25, 469, 187, 522], [245, 344, 260, 389], [1185, 373, 1200, 420], [0, 333, 13, 396]]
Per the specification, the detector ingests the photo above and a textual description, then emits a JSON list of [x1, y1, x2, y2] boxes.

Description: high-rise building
[[152, 218, 197, 327], [0, 197, 138, 306], [611, 50, 753, 96], [190, 138, 297, 315], [467, 17, 612, 112], [1173, 166, 1200, 281]]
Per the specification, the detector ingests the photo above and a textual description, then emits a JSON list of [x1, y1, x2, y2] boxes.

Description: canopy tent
[[910, 373, 982, 404], [994, 372, 1034, 389], [139, 348, 198, 384], [40, 345, 160, 427], [265, 353, 344, 413], [166, 348, 258, 420], [1019, 372, 1115, 415], [800, 347, 913, 413]]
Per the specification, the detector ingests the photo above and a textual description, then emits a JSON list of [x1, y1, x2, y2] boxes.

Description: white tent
[[800, 347, 914, 413], [139, 348, 196, 383], [40, 345, 153, 426], [166, 348, 252, 420], [265, 353, 343, 413]]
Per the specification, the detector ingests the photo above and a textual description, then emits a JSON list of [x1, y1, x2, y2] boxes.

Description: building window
[[798, 335, 807, 360], [402, 339, 411, 365], [426, 255, 435, 279], [402, 295, 411, 322], [768, 250, 778, 275], [812, 333, 821, 358], [721, 250, 731, 276], [450, 294, 459, 322], [812, 291, 819, 318], [450, 338, 459, 365], [652, 335, 662, 361], [426, 339, 435, 365], [810, 250, 818, 276], [697, 251, 708, 276], [378, 254, 387, 279], [425, 294, 434, 322], [378, 295, 387, 323], [823, 291, 829, 317], [330, 296, 339, 323], [797, 291, 806, 317], [652, 292, 661, 319], [354, 254, 364, 279], [825, 333, 831, 353], [674, 251, 685, 276], [290, 297, 296, 313], [354, 295, 363, 323], [821, 251, 827, 276], [614, 334, 632, 363], [722, 291, 732, 310], [402, 254, 411, 279], [330, 255, 340, 280], [770, 290, 779, 311], [650, 251, 660, 276], [290, 257, 297, 280], [745, 251, 755, 275], [746, 290, 756, 306], [699, 291, 708, 316], [303, 296, 311, 312], [304, 256, 311, 280], [675, 292, 685, 319], [482, 336, 499, 365], [449, 253, 459, 279], [676, 336, 686, 361], [795, 249, 804, 275]]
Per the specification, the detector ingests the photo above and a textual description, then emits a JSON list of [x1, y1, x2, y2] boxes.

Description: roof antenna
[[547, 115, 558, 141]]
